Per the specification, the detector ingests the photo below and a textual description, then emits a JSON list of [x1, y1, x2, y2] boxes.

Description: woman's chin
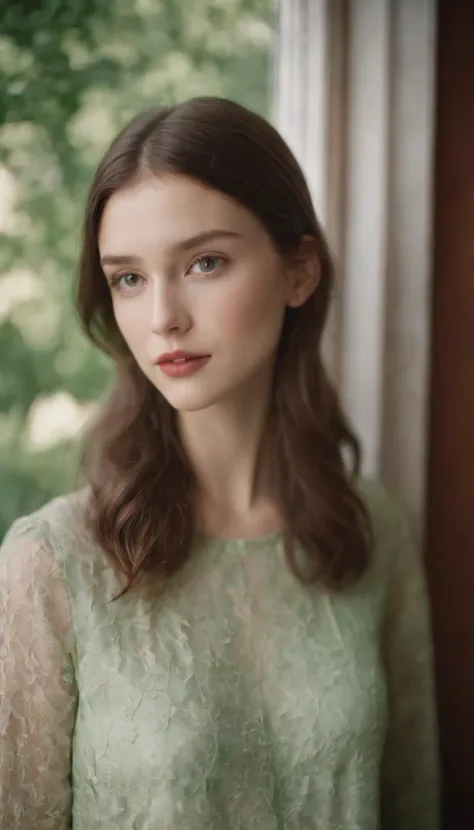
[[158, 386, 226, 414]]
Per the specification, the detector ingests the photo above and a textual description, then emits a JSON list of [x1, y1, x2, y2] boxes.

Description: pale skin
[[99, 173, 319, 538]]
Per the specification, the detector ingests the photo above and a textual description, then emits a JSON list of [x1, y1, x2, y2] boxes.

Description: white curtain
[[273, 0, 437, 530]]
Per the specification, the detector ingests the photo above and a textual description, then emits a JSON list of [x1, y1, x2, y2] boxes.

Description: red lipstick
[[155, 350, 210, 378]]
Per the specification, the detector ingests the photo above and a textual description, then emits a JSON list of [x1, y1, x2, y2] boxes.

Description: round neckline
[[197, 528, 285, 547]]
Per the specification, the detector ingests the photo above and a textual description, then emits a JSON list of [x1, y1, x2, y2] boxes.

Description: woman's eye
[[110, 273, 142, 291], [189, 255, 224, 275]]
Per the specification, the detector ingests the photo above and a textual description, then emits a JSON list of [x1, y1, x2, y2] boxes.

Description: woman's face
[[98, 174, 315, 413]]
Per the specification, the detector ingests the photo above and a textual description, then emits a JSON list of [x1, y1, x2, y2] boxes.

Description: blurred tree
[[0, 0, 274, 536]]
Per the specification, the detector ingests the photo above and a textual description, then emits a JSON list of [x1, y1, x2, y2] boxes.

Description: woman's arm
[[0, 521, 78, 829], [380, 503, 440, 830]]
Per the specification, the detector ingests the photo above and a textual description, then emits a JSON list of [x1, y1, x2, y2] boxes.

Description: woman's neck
[[177, 374, 278, 520]]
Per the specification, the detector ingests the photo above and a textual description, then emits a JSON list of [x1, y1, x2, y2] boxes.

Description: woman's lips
[[157, 355, 210, 378]]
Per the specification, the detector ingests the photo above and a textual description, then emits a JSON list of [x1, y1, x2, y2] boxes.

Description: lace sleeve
[[380, 506, 440, 830], [0, 519, 77, 829]]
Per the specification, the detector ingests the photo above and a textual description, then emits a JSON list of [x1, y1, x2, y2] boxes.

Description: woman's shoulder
[[355, 477, 417, 577], [356, 477, 407, 530], [1, 488, 122, 605], [0, 490, 94, 625], [1, 487, 97, 571]]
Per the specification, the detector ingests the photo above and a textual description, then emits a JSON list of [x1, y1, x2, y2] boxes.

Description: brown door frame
[[427, 1, 474, 826]]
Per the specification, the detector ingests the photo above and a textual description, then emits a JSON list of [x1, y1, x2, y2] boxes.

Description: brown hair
[[76, 96, 372, 598]]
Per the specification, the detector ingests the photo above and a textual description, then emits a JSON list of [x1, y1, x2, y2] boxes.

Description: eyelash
[[108, 253, 228, 293]]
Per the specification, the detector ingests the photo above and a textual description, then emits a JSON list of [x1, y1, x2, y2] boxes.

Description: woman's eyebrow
[[100, 253, 142, 268], [100, 230, 243, 269], [174, 229, 243, 251]]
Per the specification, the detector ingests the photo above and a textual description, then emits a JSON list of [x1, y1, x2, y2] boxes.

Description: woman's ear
[[286, 235, 321, 308]]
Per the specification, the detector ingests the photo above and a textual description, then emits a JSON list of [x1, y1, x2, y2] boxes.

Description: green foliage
[[0, 0, 274, 538]]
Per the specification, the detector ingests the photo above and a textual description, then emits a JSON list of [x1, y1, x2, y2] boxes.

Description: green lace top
[[0, 480, 439, 829]]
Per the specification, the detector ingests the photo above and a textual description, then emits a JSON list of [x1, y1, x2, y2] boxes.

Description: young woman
[[0, 97, 439, 829]]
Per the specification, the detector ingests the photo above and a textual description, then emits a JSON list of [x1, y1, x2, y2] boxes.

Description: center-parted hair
[[76, 96, 372, 599]]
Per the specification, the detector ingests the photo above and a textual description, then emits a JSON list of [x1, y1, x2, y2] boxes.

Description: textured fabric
[[0, 480, 439, 829]]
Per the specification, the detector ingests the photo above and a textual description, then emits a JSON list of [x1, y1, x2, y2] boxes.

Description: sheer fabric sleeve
[[380, 505, 440, 830], [0, 519, 77, 829]]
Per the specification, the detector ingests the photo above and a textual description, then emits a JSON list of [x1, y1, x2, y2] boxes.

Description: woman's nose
[[149, 280, 191, 336]]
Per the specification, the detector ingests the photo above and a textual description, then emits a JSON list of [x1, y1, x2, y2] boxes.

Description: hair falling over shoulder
[[76, 97, 372, 599]]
